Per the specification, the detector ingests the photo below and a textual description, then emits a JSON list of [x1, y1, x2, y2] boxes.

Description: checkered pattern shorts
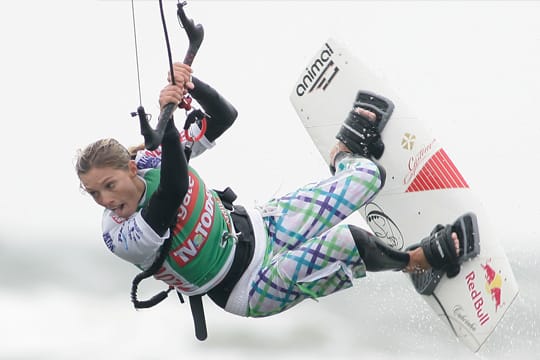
[[247, 155, 383, 317]]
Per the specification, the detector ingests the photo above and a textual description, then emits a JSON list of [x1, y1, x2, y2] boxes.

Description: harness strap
[[214, 186, 237, 210], [189, 295, 208, 340], [208, 205, 255, 308], [187, 203, 256, 341], [131, 236, 174, 309], [130, 187, 255, 341]]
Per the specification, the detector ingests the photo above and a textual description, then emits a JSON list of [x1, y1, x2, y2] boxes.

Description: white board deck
[[289, 39, 518, 352]]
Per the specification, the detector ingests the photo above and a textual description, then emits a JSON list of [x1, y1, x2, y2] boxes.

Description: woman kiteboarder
[[75, 61, 467, 339]]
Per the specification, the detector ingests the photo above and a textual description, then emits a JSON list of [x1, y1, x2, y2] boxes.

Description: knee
[[372, 160, 386, 189], [326, 225, 358, 250], [336, 155, 386, 191]]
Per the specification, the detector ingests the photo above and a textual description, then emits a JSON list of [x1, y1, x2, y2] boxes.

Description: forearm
[[190, 77, 238, 142], [141, 118, 189, 236]]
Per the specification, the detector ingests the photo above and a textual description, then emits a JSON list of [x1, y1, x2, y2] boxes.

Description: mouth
[[109, 203, 126, 216]]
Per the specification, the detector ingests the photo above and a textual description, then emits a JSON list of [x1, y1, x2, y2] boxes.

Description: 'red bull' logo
[[465, 260, 506, 328], [482, 259, 504, 312], [465, 271, 490, 326]]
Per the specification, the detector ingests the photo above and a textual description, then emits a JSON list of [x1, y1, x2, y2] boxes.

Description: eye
[[105, 181, 116, 190], [88, 190, 99, 199]]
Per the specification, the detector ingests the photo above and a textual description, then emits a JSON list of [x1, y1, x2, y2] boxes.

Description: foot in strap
[[409, 212, 481, 279], [407, 213, 480, 295], [420, 224, 461, 278], [334, 91, 394, 163], [335, 107, 385, 161], [353, 90, 395, 133], [329, 107, 382, 175]]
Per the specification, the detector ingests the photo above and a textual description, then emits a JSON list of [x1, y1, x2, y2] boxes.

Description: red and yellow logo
[[482, 260, 504, 312]]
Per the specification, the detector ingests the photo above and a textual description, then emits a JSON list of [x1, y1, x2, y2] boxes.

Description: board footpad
[[410, 212, 480, 295], [455, 212, 481, 262]]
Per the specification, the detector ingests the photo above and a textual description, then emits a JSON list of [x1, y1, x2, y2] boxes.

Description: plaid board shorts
[[247, 155, 384, 317]]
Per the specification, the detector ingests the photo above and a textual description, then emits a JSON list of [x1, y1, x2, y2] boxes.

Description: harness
[[130, 187, 255, 341]]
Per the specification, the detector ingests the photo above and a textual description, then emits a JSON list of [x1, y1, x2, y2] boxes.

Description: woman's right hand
[[168, 63, 194, 91]]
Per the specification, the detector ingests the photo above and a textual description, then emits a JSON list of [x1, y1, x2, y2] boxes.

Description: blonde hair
[[128, 142, 146, 158], [76, 138, 131, 176]]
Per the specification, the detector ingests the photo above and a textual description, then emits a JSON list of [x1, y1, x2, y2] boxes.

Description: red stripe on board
[[406, 149, 468, 192]]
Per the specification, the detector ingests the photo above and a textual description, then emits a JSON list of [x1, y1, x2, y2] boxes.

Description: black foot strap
[[409, 212, 481, 295]]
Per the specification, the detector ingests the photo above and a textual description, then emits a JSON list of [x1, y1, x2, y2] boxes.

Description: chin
[[123, 206, 137, 218]]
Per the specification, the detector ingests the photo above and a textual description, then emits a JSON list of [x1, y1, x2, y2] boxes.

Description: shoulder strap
[[214, 186, 237, 210]]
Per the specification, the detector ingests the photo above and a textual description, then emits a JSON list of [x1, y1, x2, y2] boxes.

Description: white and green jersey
[[101, 166, 236, 296]]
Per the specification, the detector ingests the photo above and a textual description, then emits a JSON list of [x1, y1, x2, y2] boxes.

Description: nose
[[99, 192, 117, 209]]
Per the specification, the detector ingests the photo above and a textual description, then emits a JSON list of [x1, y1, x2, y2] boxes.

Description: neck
[[134, 175, 147, 204]]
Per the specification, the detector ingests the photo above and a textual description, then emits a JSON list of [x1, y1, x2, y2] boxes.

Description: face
[[79, 161, 145, 219]]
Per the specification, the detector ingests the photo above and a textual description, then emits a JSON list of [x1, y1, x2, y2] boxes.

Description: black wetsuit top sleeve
[[190, 77, 238, 142], [140, 78, 236, 236], [141, 119, 189, 236]]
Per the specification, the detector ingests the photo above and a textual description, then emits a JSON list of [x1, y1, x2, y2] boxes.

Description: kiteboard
[[289, 38, 518, 352]]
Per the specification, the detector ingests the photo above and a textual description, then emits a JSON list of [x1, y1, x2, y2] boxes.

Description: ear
[[128, 160, 138, 177]]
